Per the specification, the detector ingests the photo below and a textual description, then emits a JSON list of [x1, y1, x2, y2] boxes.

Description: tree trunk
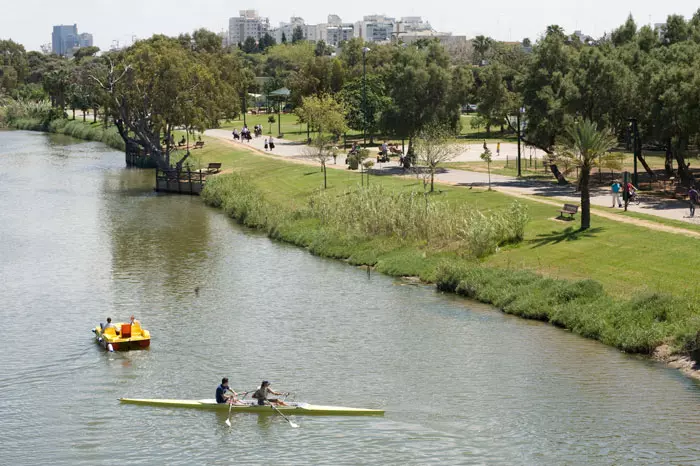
[[673, 137, 695, 186], [82, 111, 86, 122], [430, 169, 435, 193], [93, 108, 98, 123], [72, 108, 75, 120], [323, 163, 327, 189], [580, 167, 591, 230], [665, 139, 674, 177], [486, 124, 491, 137]]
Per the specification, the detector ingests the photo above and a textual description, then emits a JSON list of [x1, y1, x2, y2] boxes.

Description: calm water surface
[[1, 130, 700, 465]]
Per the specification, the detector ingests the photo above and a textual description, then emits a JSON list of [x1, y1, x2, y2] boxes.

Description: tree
[[303, 135, 335, 189], [192, 28, 222, 53], [295, 94, 347, 138], [315, 40, 330, 57], [661, 15, 690, 45], [94, 36, 234, 170], [475, 64, 513, 135], [611, 15, 637, 46], [72, 46, 100, 62], [292, 26, 305, 44], [521, 26, 577, 182], [258, 33, 276, 52], [339, 75, 390, 143], [522, 38, 532, 48], [558, 120, 617, 230], [472, 35, 493, 65], [383, 42, 458, 155], [480, 147, 493, 190], [0, 39, 29, 93], [281, 32, 287, 44], [414, 125, 460, 192], [242, 37, 258, 54]]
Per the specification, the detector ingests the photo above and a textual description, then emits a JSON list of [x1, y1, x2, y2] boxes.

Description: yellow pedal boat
[[93, 322, 151, 351]]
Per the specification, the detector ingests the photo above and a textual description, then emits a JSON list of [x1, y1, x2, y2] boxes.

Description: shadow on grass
[[529, 227, 604, 249]]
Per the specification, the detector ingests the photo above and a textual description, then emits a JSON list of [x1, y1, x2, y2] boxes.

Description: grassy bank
[[197, 136, 700, 356], [11, 118, 125, 151]]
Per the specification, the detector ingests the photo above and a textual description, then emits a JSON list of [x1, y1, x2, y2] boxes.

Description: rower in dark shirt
[[216, 377, 237, 404]]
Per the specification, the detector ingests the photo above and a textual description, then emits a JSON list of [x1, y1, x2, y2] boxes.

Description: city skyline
[[1, 0, 699, 52]]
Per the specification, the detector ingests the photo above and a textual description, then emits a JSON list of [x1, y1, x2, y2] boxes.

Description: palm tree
[[561, 120, 617, 230], [472, 35, 493, 65]]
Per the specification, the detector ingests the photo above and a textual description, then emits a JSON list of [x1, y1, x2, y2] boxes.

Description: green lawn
[[196, 134, 700, 302]]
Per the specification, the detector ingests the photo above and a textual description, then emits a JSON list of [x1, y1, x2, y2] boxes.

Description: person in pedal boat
[[252, 380, 288, 406], [216, 378, 241, 404], [103, 317, 117, 331]]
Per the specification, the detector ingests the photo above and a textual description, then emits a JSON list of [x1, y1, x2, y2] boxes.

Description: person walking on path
[[611, 180, 622, 208], [689, 185, 699, 217], [268, 137, 275, 151]]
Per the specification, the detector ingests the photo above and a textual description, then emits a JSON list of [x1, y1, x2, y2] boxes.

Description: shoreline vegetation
[[10, 117, 125, 151], [194, 137, 700, 359], [7, 123, 700, 374]]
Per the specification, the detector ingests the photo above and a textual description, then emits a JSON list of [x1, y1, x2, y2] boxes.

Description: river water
[[2, 130, 700, 465]]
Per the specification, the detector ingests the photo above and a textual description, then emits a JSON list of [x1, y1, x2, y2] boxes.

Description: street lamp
[[508, 107, 525, 177], [516, 107, 525, 177], [362, 47, 370, 147]]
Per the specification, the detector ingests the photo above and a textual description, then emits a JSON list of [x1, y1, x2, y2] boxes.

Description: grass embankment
[[196, 136, 700, 355], [11, 118, 125, 151]]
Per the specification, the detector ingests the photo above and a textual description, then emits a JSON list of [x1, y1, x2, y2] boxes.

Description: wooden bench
[[206, 162, 222, 174], [194, 141, 205, 149], [558, 203, 579, 219]]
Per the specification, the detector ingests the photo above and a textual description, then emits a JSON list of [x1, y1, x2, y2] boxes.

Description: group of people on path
[[216, 378, 288, 406], [612, 180, 700, 218], [232, 124, 274, 151], [610, 180, 637, 208]]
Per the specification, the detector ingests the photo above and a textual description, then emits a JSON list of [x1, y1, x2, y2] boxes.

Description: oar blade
[[225, 418, 231, 427]]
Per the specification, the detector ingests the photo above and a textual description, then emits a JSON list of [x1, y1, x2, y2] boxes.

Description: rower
[[252, 381, 288, 406], [103, 317, 117, 331], [216, 378, 238, 404]]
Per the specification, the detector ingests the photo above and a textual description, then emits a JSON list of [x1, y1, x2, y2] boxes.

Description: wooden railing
[[155, 168, 206, 195]]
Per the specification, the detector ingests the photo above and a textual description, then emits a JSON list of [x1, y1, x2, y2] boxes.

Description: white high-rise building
[[272, 17, 319, 43], [229, 10, 270, 45], [397, 16, 432, 34], [356, 14, 396, 43], [318, 15, 356, 46]]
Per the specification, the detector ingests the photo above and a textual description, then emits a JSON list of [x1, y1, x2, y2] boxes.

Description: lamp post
[[516, 107, 525, 178], [362, 47, 370, 147]]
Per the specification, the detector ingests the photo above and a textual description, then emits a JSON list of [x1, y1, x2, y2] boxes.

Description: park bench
[[194, 141, 205, 149], [206, 162, 222, 174], [558, 203, 579, 220]]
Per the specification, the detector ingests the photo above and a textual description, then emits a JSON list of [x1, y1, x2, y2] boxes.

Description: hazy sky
[[2, 0, 698, 51]]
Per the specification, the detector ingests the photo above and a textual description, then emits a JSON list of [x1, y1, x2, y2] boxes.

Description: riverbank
[[10, 118, 125, 151], [195, 136, 700, 358]]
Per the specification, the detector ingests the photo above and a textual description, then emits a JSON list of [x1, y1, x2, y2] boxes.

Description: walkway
[[205, 130, 700, 236]]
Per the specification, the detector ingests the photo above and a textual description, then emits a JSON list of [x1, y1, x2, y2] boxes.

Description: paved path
[[205, 130, 700, 235]]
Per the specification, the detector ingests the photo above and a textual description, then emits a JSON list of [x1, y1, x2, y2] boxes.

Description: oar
[[224, 401, 234, 427], [270, 403, 299, 428], [224, 390, 247, 427]]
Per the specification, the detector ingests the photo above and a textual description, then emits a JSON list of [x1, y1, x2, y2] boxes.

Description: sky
[[1, 0, 698, 52]]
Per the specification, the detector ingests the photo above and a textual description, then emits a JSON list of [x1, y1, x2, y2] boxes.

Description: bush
[[308, 185, 528, 257]]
